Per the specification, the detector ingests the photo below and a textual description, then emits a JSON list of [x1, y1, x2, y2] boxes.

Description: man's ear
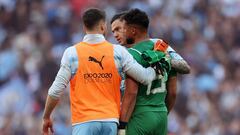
[[131, 27, 137, 36], [100, 21, 108, 36], [100, 21, 107, 32], [100, 23, 104, 31]]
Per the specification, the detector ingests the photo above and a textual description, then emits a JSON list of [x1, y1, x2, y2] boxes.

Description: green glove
[[142, 50, 165, 65], [142, 50, 171, 75]]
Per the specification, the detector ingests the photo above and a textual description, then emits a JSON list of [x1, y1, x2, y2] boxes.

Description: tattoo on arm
[[171, 59, 191, 74]]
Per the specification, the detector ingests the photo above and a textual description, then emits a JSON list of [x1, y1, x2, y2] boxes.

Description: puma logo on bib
[[88, 56, 105, 70]]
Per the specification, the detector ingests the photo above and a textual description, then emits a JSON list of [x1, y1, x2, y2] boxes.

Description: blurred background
[[0, 0, 239, 134]]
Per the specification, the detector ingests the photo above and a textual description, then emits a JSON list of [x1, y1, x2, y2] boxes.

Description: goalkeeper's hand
[[151, 56, 171, 75], [151, 61, 164, 75]]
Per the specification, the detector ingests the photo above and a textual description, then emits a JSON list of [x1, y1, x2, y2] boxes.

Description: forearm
[[43, 95, 59, 119], [167, 47, 190, 74], [120, 77, 138, 122], [165, 76, 177, 113], [171, 59, 190, 74], [120, 94, 137, 122], [48, 65, 71, 98], [165, 93, 176, 113], [43, 65, 71, 119], [125, 64, 156, 85]]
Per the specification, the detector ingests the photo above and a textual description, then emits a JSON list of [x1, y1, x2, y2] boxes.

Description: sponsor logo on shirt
[[88, 56, 105, 70], [83, 73, 112, 83]]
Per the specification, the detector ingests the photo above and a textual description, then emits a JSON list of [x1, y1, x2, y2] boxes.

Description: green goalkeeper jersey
[[128, 40, 173, 114]]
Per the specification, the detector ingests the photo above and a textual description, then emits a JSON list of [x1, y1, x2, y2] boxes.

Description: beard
[[126, 37, 135, 45]]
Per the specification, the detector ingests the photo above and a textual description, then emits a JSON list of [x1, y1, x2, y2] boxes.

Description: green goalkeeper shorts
[[126, 111, 167, 135]]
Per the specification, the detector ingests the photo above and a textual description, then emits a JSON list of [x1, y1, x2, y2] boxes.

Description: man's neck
[[135, 35, 149, 44], [132, 34, 149, 47], [125, 32, 149, 48], [86, 29, 103, 35], [125, 44, 134, 48]]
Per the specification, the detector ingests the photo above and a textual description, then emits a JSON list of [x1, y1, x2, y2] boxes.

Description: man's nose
[[114, 33, 119, 38]]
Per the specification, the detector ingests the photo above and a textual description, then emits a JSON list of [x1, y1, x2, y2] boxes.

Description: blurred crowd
[[0, 0, 239, 135]]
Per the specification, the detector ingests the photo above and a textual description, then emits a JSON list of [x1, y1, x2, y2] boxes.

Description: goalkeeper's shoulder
[[151, 38, 191, 74]]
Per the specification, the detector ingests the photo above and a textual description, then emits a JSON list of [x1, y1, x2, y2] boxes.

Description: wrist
[[119, 121, 128, 129], [43, 115, 50, 120]]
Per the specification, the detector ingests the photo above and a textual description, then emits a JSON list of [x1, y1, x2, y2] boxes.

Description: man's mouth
[[117, 39, 121, 43]]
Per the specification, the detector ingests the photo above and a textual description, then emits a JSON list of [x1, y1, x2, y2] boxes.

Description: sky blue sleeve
[[167, 46, 183, 60]]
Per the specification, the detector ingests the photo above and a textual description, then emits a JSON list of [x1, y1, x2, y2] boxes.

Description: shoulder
[[112, 44, 129, 56], [150, 38, 175, 52], [112, 44, 135, 63], [150, 38, 158, 43], [61, 46, 78, 64], [112, 44, 127, 50], [63, 46, 77, 57]]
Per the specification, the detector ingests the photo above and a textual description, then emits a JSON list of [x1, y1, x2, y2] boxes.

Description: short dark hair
[[110, 12, 127, 24], [82, 8, 106, 30], [122, 8, 149, 29]]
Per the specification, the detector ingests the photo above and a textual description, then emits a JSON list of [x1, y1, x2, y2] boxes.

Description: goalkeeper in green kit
[[116, 9, 190, 135]]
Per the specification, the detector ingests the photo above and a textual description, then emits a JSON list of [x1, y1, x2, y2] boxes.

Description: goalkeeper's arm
[[118, 76, 139, 135], [165, 75, 177, 113]]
